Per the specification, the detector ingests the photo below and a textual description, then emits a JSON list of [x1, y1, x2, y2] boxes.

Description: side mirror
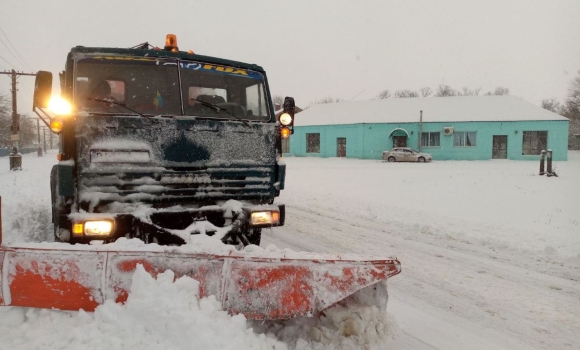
[[33, 71, 53, 109], [283, 96, 295, 115]]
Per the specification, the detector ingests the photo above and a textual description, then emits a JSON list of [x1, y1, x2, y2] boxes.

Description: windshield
[[75, 56, 181, 116], [74, 55, 271, 121], [180, 61, 270, 121]]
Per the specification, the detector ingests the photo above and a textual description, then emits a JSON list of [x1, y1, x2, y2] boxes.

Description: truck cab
[[34, 36, 295, 247]]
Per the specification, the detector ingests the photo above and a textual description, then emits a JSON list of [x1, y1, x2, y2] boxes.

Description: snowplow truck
[[36, 35, 293, 247], [0, 35, 401, 321]]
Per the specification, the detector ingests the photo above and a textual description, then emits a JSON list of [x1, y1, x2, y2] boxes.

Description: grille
[[79, 166, 274, 207]]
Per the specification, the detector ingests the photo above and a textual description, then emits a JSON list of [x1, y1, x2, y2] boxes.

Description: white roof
[[294, 95, 569, 126]]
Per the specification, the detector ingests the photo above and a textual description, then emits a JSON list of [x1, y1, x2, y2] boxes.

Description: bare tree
[[419, 87, 433, 97], [0, 94, 12, 147], [315, 96, 344, 104], [541, 98, 565, 114], [306, 96, 345, 108], [458, 87, 481, 96], [272, 95, 284, 110], [563, 71, 580, 149], [394, 90, 419, 98], [434, 84, 457, 97], [375, 89, 391, 99], [564, 70, 580, 120], [485, 86, 510, 96], [18, 115, 37, 147]]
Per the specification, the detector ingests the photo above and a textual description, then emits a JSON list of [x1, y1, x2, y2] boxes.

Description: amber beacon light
[[164, 34, 179, 52]]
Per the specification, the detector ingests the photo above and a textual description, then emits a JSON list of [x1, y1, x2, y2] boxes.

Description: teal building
[[284, 96, 569, 161]]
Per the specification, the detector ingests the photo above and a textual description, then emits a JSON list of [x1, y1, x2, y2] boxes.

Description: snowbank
[[0, 265, 286, 350]]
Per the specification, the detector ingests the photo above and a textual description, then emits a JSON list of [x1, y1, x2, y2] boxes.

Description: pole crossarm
[[0, 70, 37, 77]]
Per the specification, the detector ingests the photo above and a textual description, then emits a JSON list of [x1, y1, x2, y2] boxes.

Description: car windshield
[[74, 55, 270, 121]]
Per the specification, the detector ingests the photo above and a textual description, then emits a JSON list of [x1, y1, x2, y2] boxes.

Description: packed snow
[[1, 150, 579, 349]]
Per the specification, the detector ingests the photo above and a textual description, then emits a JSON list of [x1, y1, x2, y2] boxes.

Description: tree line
[[273, 84, 512, 110], [374, 85, 510, 99], [0, 94, 38, 148], [540, 71, 580, 149]]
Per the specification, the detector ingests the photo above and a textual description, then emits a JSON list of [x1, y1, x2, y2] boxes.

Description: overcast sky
[[1, 0, 579, 115]]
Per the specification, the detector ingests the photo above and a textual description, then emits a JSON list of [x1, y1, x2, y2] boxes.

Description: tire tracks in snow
[[264, 204, 580, 350]]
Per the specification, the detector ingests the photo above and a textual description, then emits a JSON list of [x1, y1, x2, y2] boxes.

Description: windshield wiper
[[87, 98, 156, 118], [191, 98, 251, 128]]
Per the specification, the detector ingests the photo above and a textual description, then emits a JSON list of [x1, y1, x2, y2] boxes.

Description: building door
[[337, 138, 346, 157], [492, 135, 507, 159], [393, 136, 407, 148]]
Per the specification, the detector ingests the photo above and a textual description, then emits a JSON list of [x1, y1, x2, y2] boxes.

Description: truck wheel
[[387, 156, 396, 162], [246, 228, 262, 246], [50, 165, 70, 242], [234, 228, 262, 247]]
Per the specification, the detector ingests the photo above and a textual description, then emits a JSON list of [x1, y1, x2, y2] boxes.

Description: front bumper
[[66, 203, 285, 244]]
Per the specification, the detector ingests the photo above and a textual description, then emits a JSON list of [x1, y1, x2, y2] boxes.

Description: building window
[[421, 132, 440, 147], [453, 132, 477, 147], [281, 137, 290, 153], [522, 131, 548, 155], [306, 133, 320, 153]]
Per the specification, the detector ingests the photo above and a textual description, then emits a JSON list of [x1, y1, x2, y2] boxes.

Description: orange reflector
[[56, 153, 62, 161], [164, 34, 178, 51], [272, 211, 280, 223], [187, 50, 195, 54], [281, 127, 291, 139], [72, 224, 84, 236], [50, 119, 64, 133]]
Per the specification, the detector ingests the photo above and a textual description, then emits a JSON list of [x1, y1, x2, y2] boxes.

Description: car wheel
[[418, 157, 425, 163], [387, 156, 396, 162]]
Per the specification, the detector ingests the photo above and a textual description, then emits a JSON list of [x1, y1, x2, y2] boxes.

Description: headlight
[[250, 211, 280, 226], [48, 96, 72, 115], [279, 113, 292, 126], [72, 221, 114, 237]]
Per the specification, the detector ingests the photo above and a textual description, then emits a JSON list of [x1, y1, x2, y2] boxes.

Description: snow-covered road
[[263, 154, 580, 350]]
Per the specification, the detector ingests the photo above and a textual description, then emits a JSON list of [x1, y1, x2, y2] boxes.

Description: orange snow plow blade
[[0, 246, 400, 319]]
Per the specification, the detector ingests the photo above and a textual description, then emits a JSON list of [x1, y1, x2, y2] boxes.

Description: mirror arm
[[33, 107, 52, 128]]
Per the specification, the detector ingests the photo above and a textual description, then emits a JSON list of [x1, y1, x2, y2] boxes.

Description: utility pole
[[0, 70, 37, 151], [36, 118, 40, 145], [43, 127, 47, 153]]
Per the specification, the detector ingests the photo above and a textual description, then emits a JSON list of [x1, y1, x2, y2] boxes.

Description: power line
[[0, 37, 22, 69], [0, 27, 31, 70], [0, 54, 16, 68]]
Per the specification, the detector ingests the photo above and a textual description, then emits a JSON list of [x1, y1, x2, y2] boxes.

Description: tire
[[233, 228, 262, 247], [50, 165, 69, 242], [247, 228, 262, 246], [418, 157, 425, 163], [387, 156, 396, 162]]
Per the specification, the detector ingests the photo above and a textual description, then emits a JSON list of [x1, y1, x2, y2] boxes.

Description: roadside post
[[546, 149, 557, 177], [9, 146, 22, 171], [539, 150, 546, 175]]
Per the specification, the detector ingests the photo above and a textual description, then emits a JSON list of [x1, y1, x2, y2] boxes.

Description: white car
[[382, 147, 433, 163]]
